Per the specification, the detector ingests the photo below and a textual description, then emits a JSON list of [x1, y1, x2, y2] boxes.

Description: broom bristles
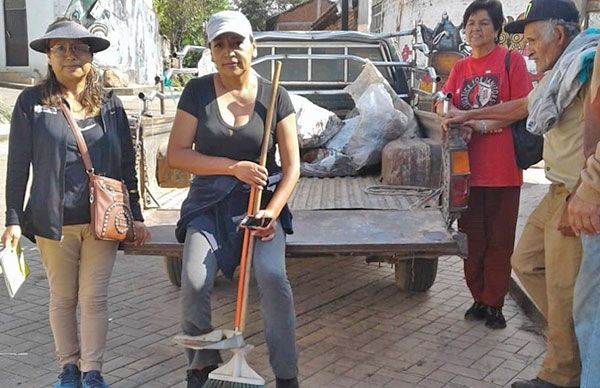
[[202, 379, 265, 388]]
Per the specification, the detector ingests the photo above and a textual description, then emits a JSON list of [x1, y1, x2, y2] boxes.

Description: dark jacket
[[5, 84, 143, 241], [175, 175, 293, 279]]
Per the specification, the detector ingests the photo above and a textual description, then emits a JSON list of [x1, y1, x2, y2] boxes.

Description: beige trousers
[[511, 184, 582, 387], [36, 224, 118, 372]]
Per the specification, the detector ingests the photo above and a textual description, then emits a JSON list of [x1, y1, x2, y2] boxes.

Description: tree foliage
[[232, 0, 307, 31], [0, 98, 10, 124], [153, 0, 229, 50]]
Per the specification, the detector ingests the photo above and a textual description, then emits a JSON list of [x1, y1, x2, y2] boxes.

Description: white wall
[[372, 0, 531, 68], [394, 0, 529, 33], [70, 0, 162, 84], [0, 0, 57, 78], [0, 0, 161, 84], [378, 0, 528, 53]]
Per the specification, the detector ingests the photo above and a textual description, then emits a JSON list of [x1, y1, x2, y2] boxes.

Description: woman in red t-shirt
[[437, 0, 532, 329]]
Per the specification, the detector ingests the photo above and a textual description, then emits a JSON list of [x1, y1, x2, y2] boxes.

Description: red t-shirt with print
[[442, 45, 533, 187]]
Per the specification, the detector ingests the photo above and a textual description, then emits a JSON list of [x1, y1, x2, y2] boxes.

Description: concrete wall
[[0, 0, 60, 82], [77, 0, 161, 84], [382, 0, 530, 34], [0, 0, 161, 85], [380, 0, 530, 49]]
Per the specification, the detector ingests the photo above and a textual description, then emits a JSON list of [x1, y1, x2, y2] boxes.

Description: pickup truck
[[124, 30, 469, 293]]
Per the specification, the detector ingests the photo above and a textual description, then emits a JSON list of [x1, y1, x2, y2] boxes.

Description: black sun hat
[[29, 20, 110, 53], [504, 0, 580, 34]]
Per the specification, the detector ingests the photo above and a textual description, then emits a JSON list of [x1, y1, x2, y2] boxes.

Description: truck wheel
[[164, 256, 182, 287], [395, 258, 438, 292]]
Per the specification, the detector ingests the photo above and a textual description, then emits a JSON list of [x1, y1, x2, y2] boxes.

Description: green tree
[[233, 0, 307, 31], [0, 98, 10, 124], [153, 0, 229, 51]]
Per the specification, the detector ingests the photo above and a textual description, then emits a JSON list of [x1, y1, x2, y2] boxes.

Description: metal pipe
[[433, 91, 453, 115], [254, 29, 416, 42], [413, 43, 430, 55], [251, 53, 411, 67], [164, 67, 198, 82], [341, 0, 349, 30], [138, 90, 182, 102], [159, 79, 165, 115], [172, 45, 206, 60]]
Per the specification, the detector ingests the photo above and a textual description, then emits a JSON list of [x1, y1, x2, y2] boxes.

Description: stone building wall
[[64, 0, 162, 85]]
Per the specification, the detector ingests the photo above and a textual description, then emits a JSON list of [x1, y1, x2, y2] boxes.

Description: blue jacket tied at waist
[[175, 175, 293, 279]]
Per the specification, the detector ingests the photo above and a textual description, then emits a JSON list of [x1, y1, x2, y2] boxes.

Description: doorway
[[4, 0, 29, 66]]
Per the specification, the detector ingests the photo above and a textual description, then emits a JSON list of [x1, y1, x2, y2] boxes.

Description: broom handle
[[235, 62, 282, 332], [234, 190, 254, 330]]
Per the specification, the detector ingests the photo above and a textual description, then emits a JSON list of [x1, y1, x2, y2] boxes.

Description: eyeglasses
[[49, 43, 92, 57]]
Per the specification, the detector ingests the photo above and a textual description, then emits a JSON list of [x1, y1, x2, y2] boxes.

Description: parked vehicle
[[124, 29, 470, 292]]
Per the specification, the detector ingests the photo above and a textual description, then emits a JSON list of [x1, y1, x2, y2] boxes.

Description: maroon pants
[[458, 186, 520, 307]]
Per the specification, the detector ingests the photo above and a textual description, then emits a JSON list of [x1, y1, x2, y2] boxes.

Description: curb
[[0, 81, 31, 90], [109, 85, 157, 96], [509, 274, 546, 330], [0, 81, 157, 96]]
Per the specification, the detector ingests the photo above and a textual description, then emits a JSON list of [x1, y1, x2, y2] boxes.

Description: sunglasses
[[49, 43, 92, 57]]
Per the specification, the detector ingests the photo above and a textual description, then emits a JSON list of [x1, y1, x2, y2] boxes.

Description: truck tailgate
[[122, 176, 459, 257], [287, 209, 457, 255], [286, 176, 458, 255]]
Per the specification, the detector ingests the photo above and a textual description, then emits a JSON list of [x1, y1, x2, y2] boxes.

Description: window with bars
[[371, 1, 384, 33], [254, 44, 390, 86]]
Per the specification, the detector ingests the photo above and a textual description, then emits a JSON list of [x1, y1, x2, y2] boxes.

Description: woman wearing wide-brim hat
[[2, 17, 150, 388]]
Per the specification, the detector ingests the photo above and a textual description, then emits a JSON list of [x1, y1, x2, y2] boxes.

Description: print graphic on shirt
[[458, 74, 500, 110], [33, 105, 58, 114]]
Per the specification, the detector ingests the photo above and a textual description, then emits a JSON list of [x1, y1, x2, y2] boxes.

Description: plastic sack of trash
[[291, 94, 343, 149], [301, 117, 360, 176], [300, 148, 357, 177], [301, 62, 418, 176], [343, 83, 409, 168], [344, 61, 418, 142]]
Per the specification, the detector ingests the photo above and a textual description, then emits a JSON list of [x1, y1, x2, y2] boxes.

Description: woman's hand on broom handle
[[250, 209, 277, 241], [231, 161, 268, 188]]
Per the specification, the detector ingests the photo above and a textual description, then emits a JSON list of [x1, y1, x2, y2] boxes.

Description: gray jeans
[[181, 224, 298, 379]]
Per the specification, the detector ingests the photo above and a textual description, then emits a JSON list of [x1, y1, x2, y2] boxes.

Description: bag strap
[[504, 50, 512, 98], [59, 102, 94, 174]]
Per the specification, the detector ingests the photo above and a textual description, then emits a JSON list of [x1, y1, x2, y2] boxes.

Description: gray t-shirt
[[177, 73, 294, 173]]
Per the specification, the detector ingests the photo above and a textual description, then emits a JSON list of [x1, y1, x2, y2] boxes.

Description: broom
[[203, 61, 283, 388]]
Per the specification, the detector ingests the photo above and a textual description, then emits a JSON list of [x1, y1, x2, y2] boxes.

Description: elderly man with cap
[[167, 10, 300, 388], [2, 17, 150, 388], [444, 0, 600, 387]]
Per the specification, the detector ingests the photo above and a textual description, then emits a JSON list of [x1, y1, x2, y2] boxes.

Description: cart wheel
[[164, 256, 182, 287], [395, 257, 438, 292]]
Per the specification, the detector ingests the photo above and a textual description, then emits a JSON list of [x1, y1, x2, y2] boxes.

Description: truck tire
[[164, 256, 182, 287], [395, 258, 438, 292]]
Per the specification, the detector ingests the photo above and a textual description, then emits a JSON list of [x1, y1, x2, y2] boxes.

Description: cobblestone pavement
[[0, 86, 550, 388]]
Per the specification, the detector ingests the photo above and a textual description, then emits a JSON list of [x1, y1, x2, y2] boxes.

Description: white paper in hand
[[0, 244, 30, 298]]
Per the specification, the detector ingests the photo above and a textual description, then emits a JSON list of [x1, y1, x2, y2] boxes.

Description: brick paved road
[[0, 249, 547, 388], [0, 86, 549, 388], [0, 192, 548, 387]]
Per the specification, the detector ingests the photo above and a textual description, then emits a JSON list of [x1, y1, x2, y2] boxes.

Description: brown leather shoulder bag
[[60, 103, 136, 242]]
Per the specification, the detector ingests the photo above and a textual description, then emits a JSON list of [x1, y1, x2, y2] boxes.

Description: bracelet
[[479, 119, 487, 133]]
